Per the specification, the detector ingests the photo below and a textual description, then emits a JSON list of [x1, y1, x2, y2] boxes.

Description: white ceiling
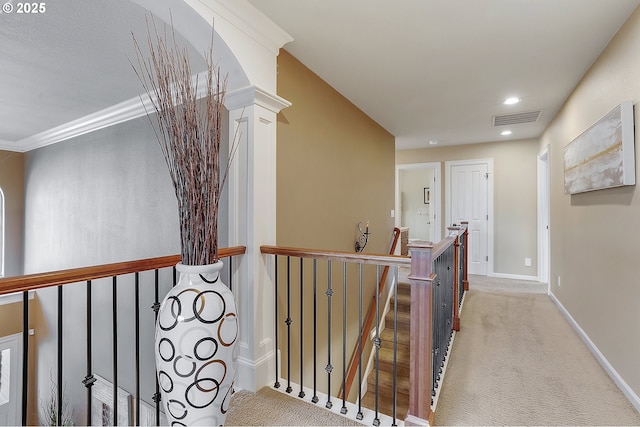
[[248, 0, 640, 149], [0, 0, 206, 152], [0, 0, 638, 152]]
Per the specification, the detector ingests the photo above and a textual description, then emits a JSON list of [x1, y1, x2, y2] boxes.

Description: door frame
[[537, 146, 551, 287], [395, 162, 442, 243], [0, 332, 23, 426], [445, 158, 494, 276]]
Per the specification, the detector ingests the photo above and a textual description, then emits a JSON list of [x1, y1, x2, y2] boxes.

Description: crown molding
[[18, 95, 151, 152], [191, 0, 293, 56], [0, 140, 21, 152], [7, 75, 289, 152], [15, 71, 217, 152]]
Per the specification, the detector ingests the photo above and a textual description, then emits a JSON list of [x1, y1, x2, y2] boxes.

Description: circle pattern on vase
[[156, 266, 238, 426]]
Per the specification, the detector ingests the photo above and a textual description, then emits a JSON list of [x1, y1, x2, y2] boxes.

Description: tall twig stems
[[132, 18, 232, 265]]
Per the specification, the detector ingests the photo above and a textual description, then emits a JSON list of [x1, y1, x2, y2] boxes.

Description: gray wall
[[24, 112, 229, 423]]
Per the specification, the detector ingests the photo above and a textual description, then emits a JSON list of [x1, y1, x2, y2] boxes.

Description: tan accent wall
[[275, 50, 396, 397], [396, 139, 539, 277], [540, 5, 640, 400], [0, 150, 25, 276], [276, 50, 395, 253]]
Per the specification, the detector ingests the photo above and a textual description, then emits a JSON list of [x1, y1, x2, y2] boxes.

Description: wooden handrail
[[260, 245, 410, 267], [0, 246, 247, 296], [340, 228, 401, 400]]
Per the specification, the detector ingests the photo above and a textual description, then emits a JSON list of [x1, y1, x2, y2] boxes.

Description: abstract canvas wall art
[[563, 101, 635, 194]]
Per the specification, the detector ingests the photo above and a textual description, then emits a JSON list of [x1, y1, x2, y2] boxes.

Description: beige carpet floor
[[225, 387, 362, 426], [224, 274, 640, 426], [434, 275, 640, 426]]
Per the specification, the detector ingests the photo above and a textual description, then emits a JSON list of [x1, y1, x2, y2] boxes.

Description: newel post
[[461, 221, 469, 292], [406, 242, 436, 426], [447, 225, 462, 332]]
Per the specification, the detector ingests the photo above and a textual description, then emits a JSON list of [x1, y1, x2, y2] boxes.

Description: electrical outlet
[[524, 257, 532, 267], [558, 276, 561, 287]]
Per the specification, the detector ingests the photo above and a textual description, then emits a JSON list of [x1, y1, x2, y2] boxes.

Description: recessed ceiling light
[[429, 140, 438, 145], [503, 97, 520, 105], [501, 130, 513, 136]]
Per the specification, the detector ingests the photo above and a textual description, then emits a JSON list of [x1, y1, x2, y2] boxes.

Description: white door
[[447, 160, 490, 275], [396, 162, 442, 245], [538, 148, 551, 286], [0, 333, 22, 426]]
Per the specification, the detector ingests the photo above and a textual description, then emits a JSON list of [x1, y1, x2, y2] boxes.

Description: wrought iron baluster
[[57, 285, 63, 426], [286, 256, 292, 393], [22, 291, 28, 426], [172, 266, 177, 287], [83, 280, 95, 425], [325, 260, 333, 409], [312, 259, 319, 403], [340, 262, 347, 415], [299, 257, 305, 398], [112, 276, 118, 426], [392, 267, 398, 426], [135, 272, 140, 426], [356, 263, 363, 420], [373, 266, 381, 427], [152, 269, 161, 426], [274, 255, 280, 388], [229, 256, 233, 292]]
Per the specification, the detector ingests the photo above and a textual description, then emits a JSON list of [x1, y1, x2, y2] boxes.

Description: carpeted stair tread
[[360, 282, 412, 422], [361, 389, 409, 421], [384, 308, 411, 327], [380, 327, 410, 345]]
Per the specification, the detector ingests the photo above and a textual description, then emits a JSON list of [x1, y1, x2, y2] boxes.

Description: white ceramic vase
[[155, 261, 239, 426]]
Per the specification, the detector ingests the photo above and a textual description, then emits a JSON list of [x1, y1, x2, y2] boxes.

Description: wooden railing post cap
[[406, 240, 434, 251], [447, 225, 462, 236]]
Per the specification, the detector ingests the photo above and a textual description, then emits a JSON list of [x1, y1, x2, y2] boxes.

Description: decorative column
[[225, 86, 291, 392], [405, 242, 435, 426]]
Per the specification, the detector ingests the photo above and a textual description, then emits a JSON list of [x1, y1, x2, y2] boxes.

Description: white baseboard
[[236, 350, 275, 393], [488, 272, 539, 282], [549, 291, 640, 412]]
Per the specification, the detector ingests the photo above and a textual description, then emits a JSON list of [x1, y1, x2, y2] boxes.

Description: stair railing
[[406, 223, 468, 425], [340, 227, 401, 401], [0, 246, 245, 426], [261, 223, 469, 426], [260, 244, 410, 426]]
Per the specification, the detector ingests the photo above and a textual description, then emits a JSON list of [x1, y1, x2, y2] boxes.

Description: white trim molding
[[489, 272, 539, 282], [549, 291, 640, 412], [0, 290, 35, 306]]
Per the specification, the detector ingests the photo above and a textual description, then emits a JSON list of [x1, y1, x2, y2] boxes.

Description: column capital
[[225, 85, 291, 113]]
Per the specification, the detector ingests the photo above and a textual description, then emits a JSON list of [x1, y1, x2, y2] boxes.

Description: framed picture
[[91, 375, 132, 426], [138, 399, 168, 426], [424, 187, 430, 204], [563, 100, 635, 194]]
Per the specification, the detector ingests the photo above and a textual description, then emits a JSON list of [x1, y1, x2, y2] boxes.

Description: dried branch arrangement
[[132, 19, 232, 265]]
